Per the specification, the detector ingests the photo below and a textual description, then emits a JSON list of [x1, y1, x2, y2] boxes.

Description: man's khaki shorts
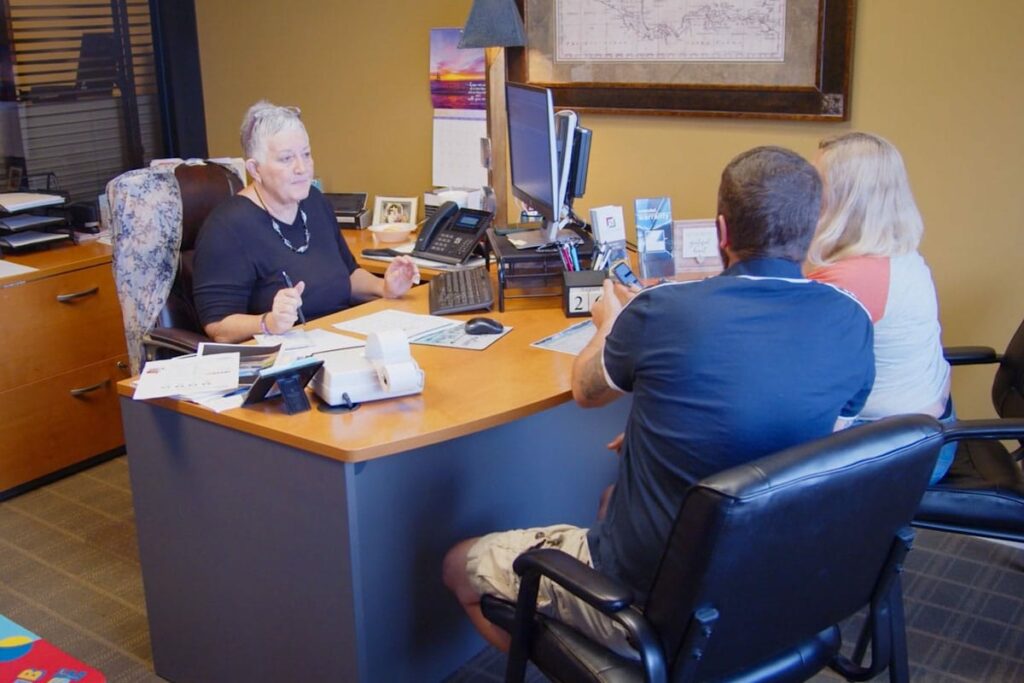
[[466, 524, 637, 658]]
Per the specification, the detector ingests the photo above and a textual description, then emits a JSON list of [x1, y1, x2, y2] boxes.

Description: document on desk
[[182, 388, 248, 413], [530, 320, 596, 356], [133, 353, 239, 400], [0, 191, 64, 212], [334, 309, 459, 339], [411, 324, 512, 350], [255, 328, 365, 363], [0, 259, 37, 278], [198, 341, 281, 383]]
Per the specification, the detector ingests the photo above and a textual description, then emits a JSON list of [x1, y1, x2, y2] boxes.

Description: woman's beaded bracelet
[[259, 312, 271, 336]]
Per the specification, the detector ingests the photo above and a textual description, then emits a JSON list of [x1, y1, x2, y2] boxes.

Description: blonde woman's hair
[[239, 101, 305, 161], [806, 132, 924, 267]]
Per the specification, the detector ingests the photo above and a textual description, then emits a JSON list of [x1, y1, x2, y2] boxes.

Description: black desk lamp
[[457, 0, 527, 225]]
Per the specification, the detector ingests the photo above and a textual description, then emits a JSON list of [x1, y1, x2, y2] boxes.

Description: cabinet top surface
[[1, 240, 112, 284]]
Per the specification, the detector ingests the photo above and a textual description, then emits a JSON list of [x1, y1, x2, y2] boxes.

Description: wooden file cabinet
[[0, 242, 129, 497]]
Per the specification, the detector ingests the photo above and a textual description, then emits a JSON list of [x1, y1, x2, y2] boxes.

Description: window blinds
[[4, 0, 163, 201]]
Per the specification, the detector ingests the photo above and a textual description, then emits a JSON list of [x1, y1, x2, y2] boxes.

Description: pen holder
[[563, 270, 607, 318]]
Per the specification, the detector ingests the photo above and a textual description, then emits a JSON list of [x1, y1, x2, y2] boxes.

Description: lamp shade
[[458, 0, 527, 48]]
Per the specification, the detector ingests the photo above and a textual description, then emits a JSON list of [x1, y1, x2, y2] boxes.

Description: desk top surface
[[117, 284, 587, 464], [342, 228, 447, 278]]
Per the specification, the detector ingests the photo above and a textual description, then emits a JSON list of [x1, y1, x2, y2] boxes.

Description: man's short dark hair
[[717, 146, 822, 261]]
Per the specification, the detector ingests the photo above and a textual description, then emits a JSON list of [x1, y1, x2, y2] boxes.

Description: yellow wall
[[196, 0, 1023, 419]]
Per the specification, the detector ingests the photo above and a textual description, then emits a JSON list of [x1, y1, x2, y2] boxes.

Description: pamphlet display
[[634, 197, 674, 279]]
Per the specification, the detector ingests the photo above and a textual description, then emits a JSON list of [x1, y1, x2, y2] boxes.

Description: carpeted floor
[[0, 456, 1021, 682]]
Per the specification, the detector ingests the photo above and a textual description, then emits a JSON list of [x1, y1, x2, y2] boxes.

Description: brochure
[[197, 342, 281, 383], [634, 197, 675, 279], [133, 353, 239, 400]]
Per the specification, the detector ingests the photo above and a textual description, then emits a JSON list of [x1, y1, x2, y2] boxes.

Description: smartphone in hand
[[609, 259, 642, 289]]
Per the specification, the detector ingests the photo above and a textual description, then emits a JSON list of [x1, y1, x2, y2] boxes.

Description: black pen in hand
[[281, 270, 306, 326]]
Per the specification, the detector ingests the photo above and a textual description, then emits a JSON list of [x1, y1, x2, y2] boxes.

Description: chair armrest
[[509, 548, 666, 683], [943, 345, 1000, 366], [144, 328, 208, 356], [943, 418, 1024, 442], [513, 548, 634, 613]]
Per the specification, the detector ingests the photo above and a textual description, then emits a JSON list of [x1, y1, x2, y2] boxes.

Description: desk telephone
[[411, 201, 493, 265]]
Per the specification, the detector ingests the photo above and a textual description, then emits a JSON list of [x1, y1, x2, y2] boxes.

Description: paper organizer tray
[[311, 348, 424, 407]]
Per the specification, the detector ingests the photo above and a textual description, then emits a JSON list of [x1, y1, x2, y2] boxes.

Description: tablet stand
[[276, 373, 312, 414], [242, 357, 323, 414]]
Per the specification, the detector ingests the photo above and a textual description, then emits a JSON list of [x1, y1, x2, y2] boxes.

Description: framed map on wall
[[506, 0, 856, 120]]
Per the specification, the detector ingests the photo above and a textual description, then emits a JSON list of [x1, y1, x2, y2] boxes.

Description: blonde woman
[[806, 132, 953, 483]]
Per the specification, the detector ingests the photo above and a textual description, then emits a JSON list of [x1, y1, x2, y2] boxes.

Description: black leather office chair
[[481, 415, 946, 683], [109, 162, 242, 372], [914, 319, 1024, 542]]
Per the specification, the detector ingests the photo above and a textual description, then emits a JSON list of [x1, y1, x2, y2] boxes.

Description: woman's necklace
[[253, 184, 309, 254]]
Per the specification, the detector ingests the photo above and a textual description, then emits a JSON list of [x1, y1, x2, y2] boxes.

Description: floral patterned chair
[[108, 161, 242, 373]]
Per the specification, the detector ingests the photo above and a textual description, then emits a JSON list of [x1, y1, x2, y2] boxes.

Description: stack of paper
[[0, 192, 65, 212]]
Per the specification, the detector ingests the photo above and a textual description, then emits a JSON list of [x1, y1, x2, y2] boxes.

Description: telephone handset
[[412, 201, 493, 265]]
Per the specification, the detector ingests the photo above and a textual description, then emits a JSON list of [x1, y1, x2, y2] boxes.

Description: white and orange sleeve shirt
[[807, 252, 951, 419]]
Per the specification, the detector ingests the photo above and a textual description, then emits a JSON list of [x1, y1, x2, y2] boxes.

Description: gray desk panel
[[348, 400, 628, 682], [122, 396, 629, 682], [123, 399, 359, 682]]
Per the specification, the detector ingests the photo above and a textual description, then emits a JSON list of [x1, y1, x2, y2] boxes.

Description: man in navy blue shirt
[[443, 146, 875, 656]]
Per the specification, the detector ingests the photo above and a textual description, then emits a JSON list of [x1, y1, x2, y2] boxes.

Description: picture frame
[[372, 196, 419, 225], [507, 0, 855, 121]]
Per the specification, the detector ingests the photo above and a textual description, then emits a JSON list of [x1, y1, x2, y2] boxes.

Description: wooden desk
[[118, 286, 630, 682], [1, 240, 129, 497]]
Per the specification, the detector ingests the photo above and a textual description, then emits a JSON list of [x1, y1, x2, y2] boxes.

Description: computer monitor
[[505, 82, 593, 245], [505, 82, 560, 242]]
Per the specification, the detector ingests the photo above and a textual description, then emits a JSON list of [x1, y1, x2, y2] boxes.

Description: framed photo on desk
[[372, 196, 418, 225]]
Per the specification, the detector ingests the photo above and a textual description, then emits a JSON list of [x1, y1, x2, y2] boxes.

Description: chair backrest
[[161, 163, 242, 332], [644, 414, 943, 682], [109, 162, 241, 372], [993, 318, 1024, 422]]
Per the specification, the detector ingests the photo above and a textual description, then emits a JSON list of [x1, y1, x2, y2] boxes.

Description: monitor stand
[[502, 218, 575, 250], [487, 227, 594, 311]]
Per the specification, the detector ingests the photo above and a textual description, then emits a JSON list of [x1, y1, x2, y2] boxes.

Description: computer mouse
[[464, 316, 504, 335]]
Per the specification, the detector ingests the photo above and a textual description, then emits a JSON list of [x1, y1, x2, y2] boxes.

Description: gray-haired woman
[[193, 100, 418, 343]]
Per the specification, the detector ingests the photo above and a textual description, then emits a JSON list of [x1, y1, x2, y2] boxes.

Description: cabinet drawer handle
[[56, 286, 100, 303], [70, 379, 109, 396]]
